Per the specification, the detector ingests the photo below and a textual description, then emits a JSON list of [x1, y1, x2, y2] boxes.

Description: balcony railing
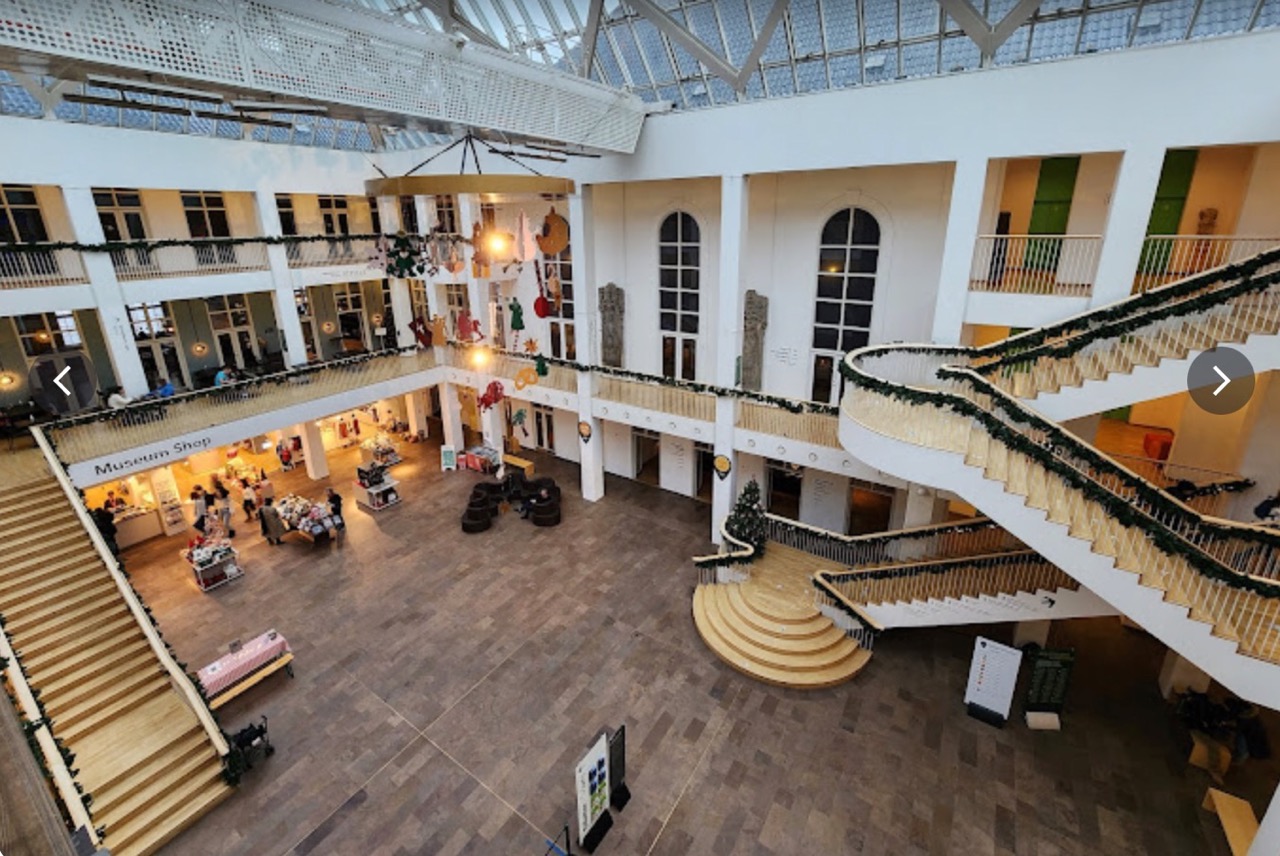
[[110, 239, 270, 280], [285, 236, 378, 269], [595, 375, 716, 422], [47, 348, 437, 464], [737, 401, 839, 447], [1133, 236, 1280, 294], [969, 234, 1102, 297], [0, 245, 89, 288]]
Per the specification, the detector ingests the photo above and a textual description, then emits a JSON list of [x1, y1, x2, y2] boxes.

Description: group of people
[[192, 474, 276, 538], [105, 376, 177, 411]]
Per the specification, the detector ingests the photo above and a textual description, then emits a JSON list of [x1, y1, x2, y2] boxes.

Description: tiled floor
[[117, 440, 1277, 856]]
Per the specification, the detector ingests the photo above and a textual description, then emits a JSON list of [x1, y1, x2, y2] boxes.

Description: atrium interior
[[1, 2, 1280, 855]]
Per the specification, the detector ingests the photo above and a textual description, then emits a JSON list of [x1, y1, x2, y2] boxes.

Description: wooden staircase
[[693, 543, 871, 689], [0, 473, 232, 856]]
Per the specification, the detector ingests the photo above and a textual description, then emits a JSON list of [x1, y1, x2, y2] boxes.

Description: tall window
[[409, 280, 431, 323], [319, 195, 352, 260], [369, 196, 383, 235], [13, 311, 82, 359], [277, 194, 300, 261], [443, 282, 469, 334], [127, 302, 188, 388], [333, 282, 368, 351], [294, 288, 318, 361], [205, 294, 258, 369], [811, 207, 880, 405], [0, 185, 56, 277], [94, 188, 149, 269], [398, 196, 417, 233], [182, 191, 234, 266], [378, 279, 397, 349], [659, 211, 700, 380], [434, 194, 458, 234]]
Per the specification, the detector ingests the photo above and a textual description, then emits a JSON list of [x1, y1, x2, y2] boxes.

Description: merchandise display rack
[[355, 478, 401, 511]]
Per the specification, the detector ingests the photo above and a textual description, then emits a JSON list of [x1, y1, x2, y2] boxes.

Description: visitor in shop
[[326, 487, 343, 519], [92, 505, 119, 556], [151, 377, 175, 398], [191, 486, 208, 533], [239, 479, 258, 522], [211, 478, 235, 537], [259, 497, 285, 546], [104, 490, 126, 512], [106, 387, 134, 409], [258, 473, 275, 503], [214, 365, 234, 387], [519, 487, 551, 520]]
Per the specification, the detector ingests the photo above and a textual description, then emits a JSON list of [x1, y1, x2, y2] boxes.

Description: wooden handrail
[[30, 428, 229, 759], [0, 631, 97, 846]]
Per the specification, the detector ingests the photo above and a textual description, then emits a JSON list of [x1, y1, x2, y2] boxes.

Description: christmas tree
[[725, 478, 767, 556]]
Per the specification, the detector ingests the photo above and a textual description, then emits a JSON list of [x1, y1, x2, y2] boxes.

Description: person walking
[[258, 473, 275, 503], [326, 487, 343, 519], [240, 478, 258, 522], [212, 478, 235, 536], [191, 486, 208, 533], [259, 497, 285, 545]]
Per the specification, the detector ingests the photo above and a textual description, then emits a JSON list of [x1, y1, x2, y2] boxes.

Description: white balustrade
[[1134, 236, 1280, 294], [969, 235, 1102, 296], [0, 246, 88, 288]]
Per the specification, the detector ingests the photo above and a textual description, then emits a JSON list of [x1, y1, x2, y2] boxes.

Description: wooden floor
[[83, 440, 1280, 856]]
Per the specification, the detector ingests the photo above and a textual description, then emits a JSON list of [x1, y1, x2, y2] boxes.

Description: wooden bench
[[209, 653, 294, 710], [1203, 788, 1259, 856], [503, 454, 534, 478]]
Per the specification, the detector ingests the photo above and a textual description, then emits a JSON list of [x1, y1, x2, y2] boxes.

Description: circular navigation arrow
[[1188, 347, 1255, 415]]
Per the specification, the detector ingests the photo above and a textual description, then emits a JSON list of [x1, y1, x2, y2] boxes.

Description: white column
[[405, 390, 428, 438], [567, 187, 599, 364], [299, 420, 330, 480], [717, 175, 747, 386], [62, 187, 150, 396], [899, 484, 942, 528], [439, 382, 464, 451], [1091, 145, 1167, 308], [576, 371, 605, 501], [456, 194, 486, 337], [480, 398, 505, 450], [931, 158, 990, 344], [710, 397, 737, 545], [254, 190, 308, 367], [1251, 784, 1280, 856], [414, 196, 435, 236], [375, 196, 416, 348]]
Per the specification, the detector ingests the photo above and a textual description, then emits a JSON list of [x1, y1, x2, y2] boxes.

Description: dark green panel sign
[[1025, 648, 1076, 714]]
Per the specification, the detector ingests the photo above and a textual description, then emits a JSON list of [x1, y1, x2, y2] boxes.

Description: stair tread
[[18, 607, 135, 661], [0, 569, 117, 616], [725, 586, 833, 638], [0, 540, 100, 577], [57, 677, 172, 748], [24, 617, 147, 675], [4, 580, 120, 632], [95, 737, 219, 832], [45, 655, 166, 718], [103, 765, 230, 856], [704, 585, 851, 658], [93, 727, 209, 810], [37, 637, 154, 697]]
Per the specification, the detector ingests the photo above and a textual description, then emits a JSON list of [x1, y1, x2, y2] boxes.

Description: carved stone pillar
[[741, 289, 768, 391], [599, 282, 625, 367]]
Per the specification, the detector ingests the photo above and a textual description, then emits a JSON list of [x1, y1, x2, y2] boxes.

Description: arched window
[[811, 207, 880, 404], [659, 211, 700, 380]]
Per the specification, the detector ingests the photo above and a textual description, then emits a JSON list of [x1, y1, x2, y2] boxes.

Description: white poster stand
[[964, 636, 1023, 723], [575, 734, 610, 845], [440, 444, 457, 472]]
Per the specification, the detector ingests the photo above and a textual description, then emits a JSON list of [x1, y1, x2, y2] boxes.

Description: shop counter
[[115, 507, 163, 549]]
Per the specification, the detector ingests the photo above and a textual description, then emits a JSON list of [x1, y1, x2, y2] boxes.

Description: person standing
[[259, 497, 285, 545], [212, 478, 235, 536], [326, 487, 343, 519], [92, 505, 120, 556], [240, 479, 258, 522], [191, 486, 208, 533], [258, 473, 275, 503]]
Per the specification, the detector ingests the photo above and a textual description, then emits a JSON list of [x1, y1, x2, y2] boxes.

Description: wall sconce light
[[469, 345, 491, 368], [322, 321, 337, 334], [34, 330, 51, 343], [191, 341, 209, 357], [713, 454, 732, 480], [0, 371, 17, 388], [371, 313, 384, 326]]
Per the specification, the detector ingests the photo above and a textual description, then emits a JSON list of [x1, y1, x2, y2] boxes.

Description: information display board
[[1025, 648, 1076, 714], [440, 444, 457, 472], [964, 636, 1023, 723], [575, 734, 610, 845]]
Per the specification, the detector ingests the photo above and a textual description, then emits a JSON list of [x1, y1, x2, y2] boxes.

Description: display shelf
[[355, 478, 402, 512], [187, 550, 243, 592]]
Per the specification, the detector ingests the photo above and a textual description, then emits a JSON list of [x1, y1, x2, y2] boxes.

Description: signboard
[[575, 734, 610, 845], [440, 444, 457, 471], [1025, 648, 1076, 714], [964, 636, 1023, 723]]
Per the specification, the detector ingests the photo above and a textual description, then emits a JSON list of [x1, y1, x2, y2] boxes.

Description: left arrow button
[[54, 366, 72, 395]]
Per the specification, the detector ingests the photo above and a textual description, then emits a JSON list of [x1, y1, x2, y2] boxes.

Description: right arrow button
[[1189, 347, 1255, 415]]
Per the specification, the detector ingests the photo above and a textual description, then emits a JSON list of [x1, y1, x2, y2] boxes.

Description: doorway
[[766, 459, 802, 520], [532, 404, 555, 453], [634, 428, 660, 486], [694, 442, 714, 502], [848, 481, 894, 536]]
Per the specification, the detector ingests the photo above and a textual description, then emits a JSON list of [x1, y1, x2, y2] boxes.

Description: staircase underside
[[693, 543, 871, 689]]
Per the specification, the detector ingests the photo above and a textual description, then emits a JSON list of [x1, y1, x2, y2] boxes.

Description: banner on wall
[[575, 733, 610, 846], [964, 636, 1023, 727]]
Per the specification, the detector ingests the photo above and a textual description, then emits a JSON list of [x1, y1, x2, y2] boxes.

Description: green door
[[1139, 149, 1199, 276], [1027, 157, 1081, 271]]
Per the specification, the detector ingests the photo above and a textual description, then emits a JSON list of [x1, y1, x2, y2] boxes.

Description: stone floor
[[115, 440, 1278, 856]]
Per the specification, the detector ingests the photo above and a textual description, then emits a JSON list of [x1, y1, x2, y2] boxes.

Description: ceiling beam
[[938, 0, 1042, 66], [735, 0, 790, 90], [418, 0, 503, 48], [581, 0, 604, 79]]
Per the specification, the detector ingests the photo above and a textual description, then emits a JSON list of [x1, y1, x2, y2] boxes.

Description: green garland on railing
[[979, 269, 1280, 373], [766, 513, 999, 549], [450, 343, 839, 415], [1171, 478, 1256, 500], [839, 362, 1280, 598], [0, 231, 461, 254], [821, 551, 1044, 584], [809, 578, 881, 639], [974, 247, 1280, 358]]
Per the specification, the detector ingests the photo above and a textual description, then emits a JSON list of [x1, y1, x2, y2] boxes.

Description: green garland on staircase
[[839, 360, 1280, 598]]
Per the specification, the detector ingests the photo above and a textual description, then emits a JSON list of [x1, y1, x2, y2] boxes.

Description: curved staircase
[[839, 247, 1280, 709], [693, 574, 870, 689]]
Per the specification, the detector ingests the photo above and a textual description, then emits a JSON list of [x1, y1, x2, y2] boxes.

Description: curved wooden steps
[[693, 585, 870, 689]]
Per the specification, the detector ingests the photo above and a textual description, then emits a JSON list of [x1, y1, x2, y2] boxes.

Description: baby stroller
[[232, 715, 275, 769]]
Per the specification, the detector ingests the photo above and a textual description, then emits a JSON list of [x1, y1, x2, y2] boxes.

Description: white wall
[[741, 165, 951, 396], [1065, 152, 1122, 236], [1235, 143, 1280, 236], [552, 407, 581, 463], [799, 470, 849, 533], [602, 419, 632, 477], [659, 433, 696, 497]]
